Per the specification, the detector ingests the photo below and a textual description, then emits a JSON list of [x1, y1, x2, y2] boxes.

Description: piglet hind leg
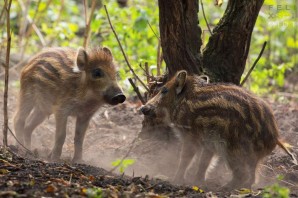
[[23, 107, 47, 150], [14, 93, 35, 148], [194, 148, 214, 187], [72, 115, 92, 163], [220, 155, 254, 191], [173, 134, 197, 184], [49, 112, 68, 161]]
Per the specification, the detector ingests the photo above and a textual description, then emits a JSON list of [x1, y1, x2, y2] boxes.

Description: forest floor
[[0, 74, 298, 197]]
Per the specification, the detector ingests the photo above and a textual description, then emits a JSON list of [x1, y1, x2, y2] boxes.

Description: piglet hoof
[[47, 152, 60, 162], [71, 157, 85, 164]]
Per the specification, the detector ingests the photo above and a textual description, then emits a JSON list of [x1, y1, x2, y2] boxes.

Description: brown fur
[[14, 47, 125, 162], [141, 70, 296, 190]]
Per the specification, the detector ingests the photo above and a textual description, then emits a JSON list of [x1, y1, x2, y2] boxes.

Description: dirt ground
[[0, 72, 298, 197]]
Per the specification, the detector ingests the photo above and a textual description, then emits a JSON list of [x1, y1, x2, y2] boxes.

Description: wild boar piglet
[[14, 47, 126, 162], [141, 70, 296, 190]]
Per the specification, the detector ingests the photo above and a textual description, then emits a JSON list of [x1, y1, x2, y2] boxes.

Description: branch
[[128, 78, 146, 104], [144, 62, 150, 84], [156, 40, 162, 76], [200, 0, 212, 35], [83, 0, 96, 48], [147, 20, 159, 39], [17, 0, 46, 46], [8, 127, 34, 155], [240, 41, 267, 86], [0, 5, 5, 25], [0, 57, 30, 77], [21, 0, 52, 57], [104, 5, 149, 92], [3, 0, 12, 147], [108, 137, 138, 173]]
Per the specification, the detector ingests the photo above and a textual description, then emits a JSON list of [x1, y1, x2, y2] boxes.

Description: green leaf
[[133, 11, 148, 32]]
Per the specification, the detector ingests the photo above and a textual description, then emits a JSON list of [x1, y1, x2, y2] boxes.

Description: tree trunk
[[158, 0, 203, 78], [140, 0, 264, 139], [202, 0, 264, 84]]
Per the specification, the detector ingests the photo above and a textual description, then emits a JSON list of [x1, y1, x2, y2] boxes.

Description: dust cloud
[[1, 91, 297, 192]]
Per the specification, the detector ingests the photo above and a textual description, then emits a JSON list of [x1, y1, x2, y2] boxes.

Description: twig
[[200, 0, 212, 35], [138, 63, 147, 75], [0, 6, 5, 25], [104, 5, 149, 92], [0, 57, 29, 77], [144, 62, 150, 84], [68, 173, 73, 185], [20, 0, 41, 59], [108, 137, 138, 173], [83, 0, 96, 48], [147, 20, 159, 39], [138, 63, 153, 85], [17, 0, 46, 46], [147, 20, 162, 75], [128, 78, 146, 104], [3, 0, 12, 147], [156, 41, 162, 76], [21, 0, 49, 58], [240, 41, 267, 86], [83, 0, 88, 25], [8, 126, 34, 155]]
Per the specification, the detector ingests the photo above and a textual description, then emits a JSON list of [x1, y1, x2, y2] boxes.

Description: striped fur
[[142, 70, 296, 190], [14, 47, 125, 162]]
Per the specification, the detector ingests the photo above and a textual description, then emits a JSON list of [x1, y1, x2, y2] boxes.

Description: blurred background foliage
[[0, 0, 297, 97]]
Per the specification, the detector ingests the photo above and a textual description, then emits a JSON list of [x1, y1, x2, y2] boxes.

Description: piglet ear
[[102, 47, 113, 57], [175, 70, 187, 95], [76, 47, 88, 71]]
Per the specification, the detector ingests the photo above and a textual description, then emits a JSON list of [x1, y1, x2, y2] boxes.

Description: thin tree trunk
[[202, 0, 264, 84], [3, 0, 12, 146]]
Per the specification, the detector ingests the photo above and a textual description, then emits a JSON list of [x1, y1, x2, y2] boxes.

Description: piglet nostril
[[140, 105, 152, 115], [111, 94, 126, 105], [117, 94, 126, 103]]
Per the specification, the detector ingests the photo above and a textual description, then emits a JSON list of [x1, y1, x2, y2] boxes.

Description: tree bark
[[202, 0, 264, 84], [158, 0, 203, 78]]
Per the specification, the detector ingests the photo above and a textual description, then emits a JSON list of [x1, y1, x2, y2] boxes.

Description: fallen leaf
[[236, 188, 252, 194], [45, 184, 57, 193], [192, 186, 204, 193], [89, 175, 95, 181], [0, 169, 10, 174]]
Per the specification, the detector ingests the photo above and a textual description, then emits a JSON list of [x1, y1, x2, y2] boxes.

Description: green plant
[[84, 187, 103, 198], [111, 158, 135, 173], [262, 183, 290, 198], [262, 176, 290, 198]]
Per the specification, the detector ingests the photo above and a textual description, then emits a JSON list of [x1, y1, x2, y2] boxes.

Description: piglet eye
[[92, 68, 104, 78], [161, 87, 168, 94]]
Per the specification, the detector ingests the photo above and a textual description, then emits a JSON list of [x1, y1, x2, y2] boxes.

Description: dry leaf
[[0, 169, 10, 174], [45, 184, 57, 193], [51, 178, 69, 186], [89, 175, 95, 181]]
